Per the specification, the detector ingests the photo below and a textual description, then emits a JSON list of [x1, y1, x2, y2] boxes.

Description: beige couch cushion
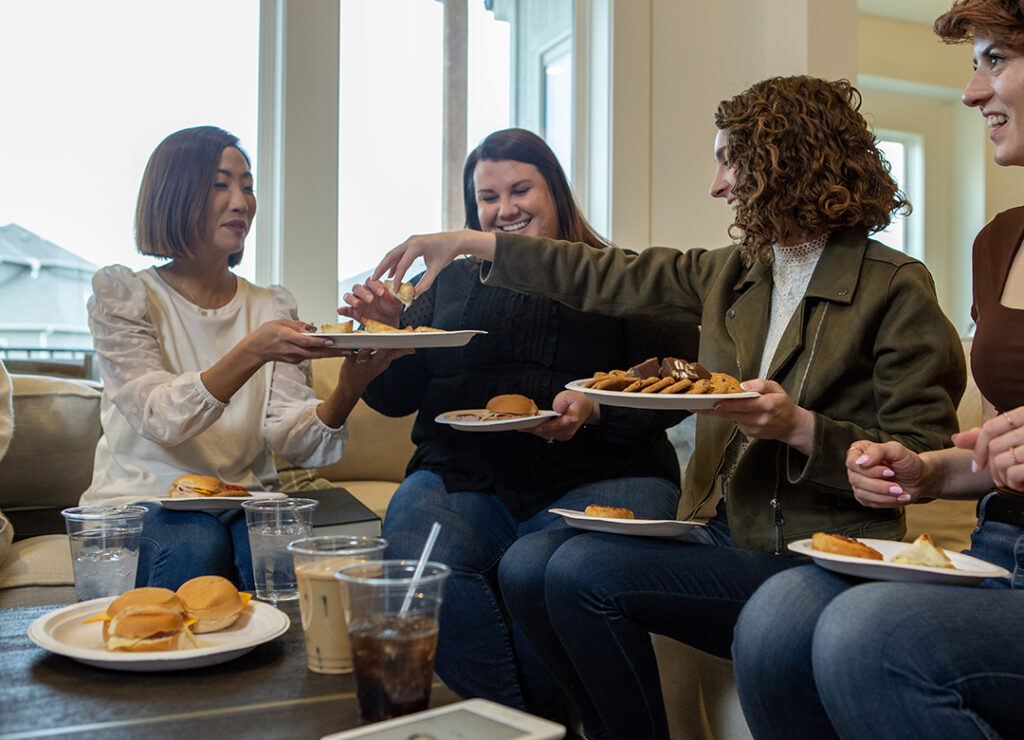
[[310, 359, 415, 483], [0, 375, 101, 537], [0, 534, 73, 588]]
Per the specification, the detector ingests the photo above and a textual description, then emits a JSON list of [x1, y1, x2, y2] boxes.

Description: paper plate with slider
[[568, 356, 758, 410], [436, 394, 560, 432], [549, 505, 706, 538], [159, 474, 286, 512], [27, 578, 288, 671]]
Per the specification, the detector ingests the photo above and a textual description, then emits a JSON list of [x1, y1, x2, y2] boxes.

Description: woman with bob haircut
[[370, 77, 966, 739], [340, 127, 693, 714], [82, 125, 405, 590], [732, 3, 1024, 738]]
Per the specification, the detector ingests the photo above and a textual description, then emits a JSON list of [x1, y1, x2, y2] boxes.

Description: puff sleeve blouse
[[81, 266, 346, 505]]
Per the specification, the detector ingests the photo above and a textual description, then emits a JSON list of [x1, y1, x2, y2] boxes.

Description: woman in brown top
[[733, 2, 1024, 738]]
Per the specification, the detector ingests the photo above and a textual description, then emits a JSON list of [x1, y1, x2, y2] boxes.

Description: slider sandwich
[[106, 605, 195, 652], [177, 575, 251, 633], [82, 586, 184, 641], [485, 394, 539, 418], [168, 474, 249, 498]]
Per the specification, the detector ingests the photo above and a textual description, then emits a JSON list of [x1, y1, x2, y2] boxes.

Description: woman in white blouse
[[83, 126, 404, 590]]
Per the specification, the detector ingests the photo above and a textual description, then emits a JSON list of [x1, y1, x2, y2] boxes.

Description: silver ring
[[546, 438, 555, 445]]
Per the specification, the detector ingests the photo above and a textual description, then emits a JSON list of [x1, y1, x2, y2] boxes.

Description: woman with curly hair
[[733, 3, 1024, 739], [369, 75, 965, 739]]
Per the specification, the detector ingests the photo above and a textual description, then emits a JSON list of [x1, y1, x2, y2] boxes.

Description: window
[[0, 0, 259, 350], [875, 133, 924, 259], [337, 0, 574, 298]]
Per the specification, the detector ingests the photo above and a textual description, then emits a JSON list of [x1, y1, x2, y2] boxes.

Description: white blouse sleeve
[[263, 286, 346, 467], [88, 266, 227, 446]]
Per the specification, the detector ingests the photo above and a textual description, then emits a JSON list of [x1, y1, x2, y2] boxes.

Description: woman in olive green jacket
[[373, 77, 966, 739]]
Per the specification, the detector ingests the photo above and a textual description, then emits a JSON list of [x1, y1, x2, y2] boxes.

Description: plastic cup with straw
[[336, 522, 450, 721]]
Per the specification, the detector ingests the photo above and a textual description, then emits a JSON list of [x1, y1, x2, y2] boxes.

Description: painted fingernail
[[882, 468, 895, 478], [323, 339, 334, 346], [856, 455, 870, 465], [971, 460, 980, 473], [889, 486, 903, 495], [898, 494, 911, 503]]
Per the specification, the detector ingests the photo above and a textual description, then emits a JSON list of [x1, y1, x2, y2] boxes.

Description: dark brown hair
[[463, 128, 610, 248], [714, 76, 910, 265], [135, 126, 251, 268], [935, 0, 1024, 48]]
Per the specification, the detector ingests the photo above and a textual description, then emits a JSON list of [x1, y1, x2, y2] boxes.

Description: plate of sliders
[[436, 394, 560, 432], [28, 576, 290, 671], [567, 357, 758, 411], [789, 532, 1011, 585], [549, 506, 706, 538], [309, 318, 486, 349], [159, 474, 286, 512]]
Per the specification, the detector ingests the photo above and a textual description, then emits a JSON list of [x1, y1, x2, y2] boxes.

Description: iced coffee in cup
[[287, 535, 387, 674], [336, 560, 450, 722]]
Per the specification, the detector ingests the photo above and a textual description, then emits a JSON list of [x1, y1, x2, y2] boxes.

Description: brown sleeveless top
[[971, 207, 1024, 413]]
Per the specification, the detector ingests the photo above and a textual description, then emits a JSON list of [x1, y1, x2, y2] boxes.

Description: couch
[[0, 351, 980, 738]]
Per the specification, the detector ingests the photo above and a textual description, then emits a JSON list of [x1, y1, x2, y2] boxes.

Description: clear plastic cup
[[242, 498, 317, 601], [336, 560, 450, 722], [61, 505, 147, 601], [288, 535, 388, 674]]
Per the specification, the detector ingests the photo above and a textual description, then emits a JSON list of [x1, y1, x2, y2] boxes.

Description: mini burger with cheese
[[177, 575, 251, 633], [82, 586, 184, 642], [485, 394, 539, 419], [106, 604, 195, 652], [167, 474, 249, 498]]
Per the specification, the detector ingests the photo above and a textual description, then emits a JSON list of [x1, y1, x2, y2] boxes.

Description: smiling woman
[[80, 126, 412, 593]]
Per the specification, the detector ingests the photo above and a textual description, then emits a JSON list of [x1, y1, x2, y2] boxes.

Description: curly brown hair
[[935, 0, 1024, 48], [714, 76, 910, 265]]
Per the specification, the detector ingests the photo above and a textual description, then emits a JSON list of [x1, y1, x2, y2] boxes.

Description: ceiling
[[858, 0, 954, 26]]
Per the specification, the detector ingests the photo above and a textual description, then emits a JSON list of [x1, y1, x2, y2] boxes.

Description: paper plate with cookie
[[789, 533, 1010, 585], [308, 318, 486, 349], [567, 357, 758, 410], [549, 506, 706, 538]]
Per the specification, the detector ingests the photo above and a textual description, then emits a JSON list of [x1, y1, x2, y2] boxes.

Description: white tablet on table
[[321, 698, 565, 740]]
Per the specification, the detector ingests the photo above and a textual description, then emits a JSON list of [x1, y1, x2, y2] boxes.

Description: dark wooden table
[[1, 603, 459, 739]]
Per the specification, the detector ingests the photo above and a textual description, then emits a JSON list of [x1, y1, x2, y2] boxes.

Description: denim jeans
[[733, 493, 1024, 740], [381, 469, 680, 714], [135, 503, 254, 591], [500, 503, 801, 740]]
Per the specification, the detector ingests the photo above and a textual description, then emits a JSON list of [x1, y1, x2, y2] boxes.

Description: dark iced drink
[[349, 614, 439, 721]]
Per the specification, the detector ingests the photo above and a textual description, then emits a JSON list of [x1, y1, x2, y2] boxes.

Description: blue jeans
[[733, 494, 1024, 740], [500, 504, 801, 740], [381, 469, 680, 714], [135, 504, 254, 591]]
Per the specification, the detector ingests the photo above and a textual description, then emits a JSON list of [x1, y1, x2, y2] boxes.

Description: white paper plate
[[159, 490, 286, 512], [27, 597, 290, 671], [434, 409, 560, 432], [304, 330, 486, 349], [549, 508, 706, 538], [788, 537, 1011, 585], [565, 379, 758, 410]]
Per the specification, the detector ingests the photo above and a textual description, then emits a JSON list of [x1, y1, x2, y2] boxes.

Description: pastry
[[811, 532, 884, 560], [584, 505, 636, 519], [891, 533, 955, 569]]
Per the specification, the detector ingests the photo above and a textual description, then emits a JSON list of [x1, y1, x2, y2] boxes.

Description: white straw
[[400, 521, 441, 615]]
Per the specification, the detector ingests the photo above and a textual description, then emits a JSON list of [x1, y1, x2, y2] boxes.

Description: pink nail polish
[[898, 494, 911, 503], [882, 469, 895, 478], [889, 486, 903, 495], [971, 460, 980, 473], [856, 455, 870, 465]]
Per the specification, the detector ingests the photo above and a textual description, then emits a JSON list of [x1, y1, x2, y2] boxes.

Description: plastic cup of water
[[242, 498, 317, 602], [61, 505, 147, 601]]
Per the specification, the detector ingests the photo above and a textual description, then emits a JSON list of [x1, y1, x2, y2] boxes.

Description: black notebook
[[299, 487, 382, 538]]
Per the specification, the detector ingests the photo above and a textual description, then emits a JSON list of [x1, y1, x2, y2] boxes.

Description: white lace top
[[82, 265, 346, 505], [757, 233, 829, 378]]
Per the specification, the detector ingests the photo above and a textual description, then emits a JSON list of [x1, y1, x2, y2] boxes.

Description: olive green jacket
[[485, 229, 966, 553]]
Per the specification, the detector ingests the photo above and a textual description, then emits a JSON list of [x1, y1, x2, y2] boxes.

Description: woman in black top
[[341, 129, 694, 712]]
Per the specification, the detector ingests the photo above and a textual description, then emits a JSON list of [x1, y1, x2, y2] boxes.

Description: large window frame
[[256, 0, 606, 321]]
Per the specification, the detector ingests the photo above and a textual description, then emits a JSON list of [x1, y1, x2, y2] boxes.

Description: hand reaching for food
[[337, 280, 404, 328], [953, 404, 1024, 492], [526, 391, 599, 443]]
